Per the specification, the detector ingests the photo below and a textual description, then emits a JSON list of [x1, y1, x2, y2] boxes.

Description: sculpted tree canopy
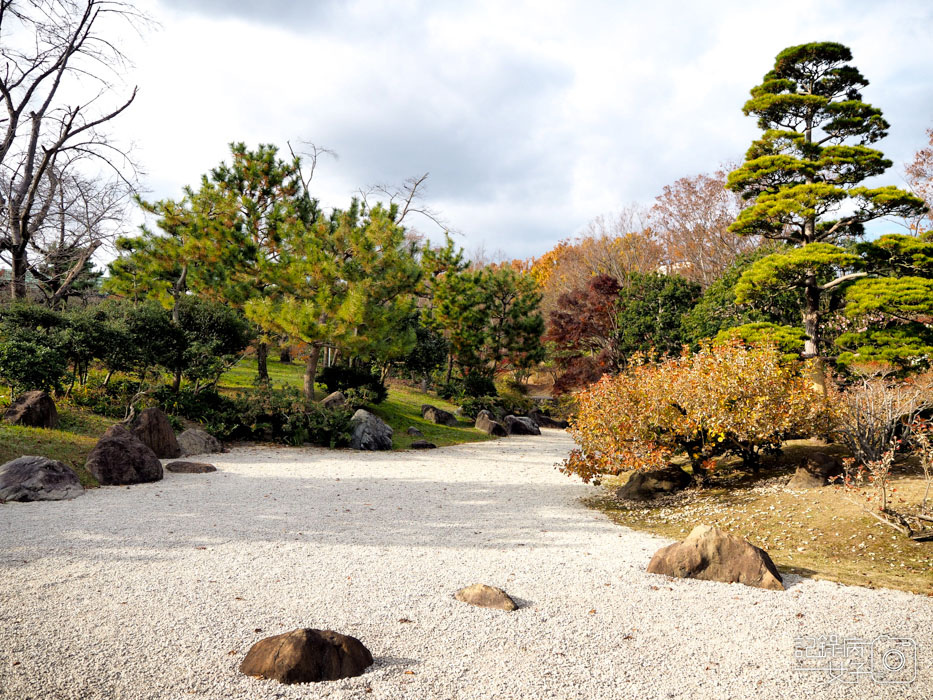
[[726, 42, 926, 376], [0, 0, 144, 300]]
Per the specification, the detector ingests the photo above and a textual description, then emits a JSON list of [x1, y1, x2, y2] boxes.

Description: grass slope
[[591, 440, 933, 595]]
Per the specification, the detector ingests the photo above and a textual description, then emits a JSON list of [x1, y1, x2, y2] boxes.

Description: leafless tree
[[904, 127, 933, 233], [0, 0, 145, 300], [361, 172, 453, 234]]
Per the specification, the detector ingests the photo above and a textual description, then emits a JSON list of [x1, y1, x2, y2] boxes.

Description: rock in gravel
[[321, 391, 347, 410], [647, 525, 784, 591], [406, 426, 423, 437], [0, 456, 83, 502], [503, 415, 540, 436], [85, 424, 163, 485], [3, 390, 58, 429], [529, 410, 569, 429], [475, 410, 508, 437], [788, 452, 842, 488], [421, 404, 458, 426], [350, 410, 393, 451], [131, 408, 181, 459], [615, 465, 692, 501], [239, 628, 373, 684], [165, 461, 216, 474], [455, 583, 518, 611], [176, 429, 222, 456], [411, 440, 437, 449]]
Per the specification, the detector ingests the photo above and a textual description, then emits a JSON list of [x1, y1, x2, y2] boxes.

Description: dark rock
[[3, 391, 58, 429], [321, 391, 347, 410], [239, 628, 373, 684], [529, 410, 569, 430], [131, 408, 181, 458], [405, 426, 423, 437], [503, 415, 540, 436], [410, 440, 437, 449], [165, 461, 216, 474], [350, 410, 393, 451], [176, 429, 222, 456], [788, 452, 843, 488], [647, 525, 784, 591], [0, 456, 82, 501], [85, 424, 163, 485], [475, 410, 507, 437], [454, 584, 518, 611], [614, 465, 692, 501], [421, 404, 458, 426]]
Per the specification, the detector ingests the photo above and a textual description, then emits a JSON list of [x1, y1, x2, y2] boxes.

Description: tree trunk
[[279, 346, 291, 363], [803, 276, 826, 394], [446, 355, 454, 384], [10, 248, 28, 299], [304, 344, 321, 400], [256, 342, 269, 382], [172, 368, 182, 393]]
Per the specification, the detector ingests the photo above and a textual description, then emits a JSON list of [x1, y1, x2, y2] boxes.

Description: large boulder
[[131, 407, 181, 458], [529, 410, 569, 430], [475, 410, 507, 437], [647, 525, 784, 591], [240, 628, 373, 684], [321, 391, 347, 410], [615, 465, 692, 501], [176, 428, 222, 457], [503, 415, 540, 436], [85, 424, 163, 485], [455, 584, 518, 611], [350, 410, 393, 451], [421, 404, 458, 426], [788, 452, 843, 488], [3, 391, 58, 429], [0, 456, 82, 501], [405, 426, 423, 437]]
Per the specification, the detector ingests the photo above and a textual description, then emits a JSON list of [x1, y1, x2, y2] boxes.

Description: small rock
[[615, 465, 692, 501], [321, 391, 347, 410], [239, 628, 373, 684], [503, 415, 540, 436], [788, 452, 843, 488], [3, 390, 58, 429], [405, 427, 423, 437], [421, 404, 458, 426], [454, 583, 518, 611], [131, 408, 181, 458], [177, 429, 222, 456], [646, 525, 784, 591], [475, 410, 507, 437], [410, 440, 437, 449], [165, 461, 216, 473], [0, 456, 83, 501], [350, 410, 393, 451], [85, 424, 163, 485]]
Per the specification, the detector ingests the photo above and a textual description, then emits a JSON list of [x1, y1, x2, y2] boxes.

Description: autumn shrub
[[561, 342, 827, 484]]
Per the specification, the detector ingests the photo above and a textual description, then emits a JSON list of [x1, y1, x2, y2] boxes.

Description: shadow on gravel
[[0, 454, 607, 567]]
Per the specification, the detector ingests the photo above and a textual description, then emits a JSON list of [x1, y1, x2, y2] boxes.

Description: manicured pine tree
[[726, 42, 926, 381]]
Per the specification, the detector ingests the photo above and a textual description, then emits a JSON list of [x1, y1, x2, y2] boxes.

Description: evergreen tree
[[726, 43, 926, 381]]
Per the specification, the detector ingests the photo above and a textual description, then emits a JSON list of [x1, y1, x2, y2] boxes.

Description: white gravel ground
[[1, 431, 931, 700]]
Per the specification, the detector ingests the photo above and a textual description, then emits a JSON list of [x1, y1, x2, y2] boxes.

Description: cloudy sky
[[102, 0, 933, 259]]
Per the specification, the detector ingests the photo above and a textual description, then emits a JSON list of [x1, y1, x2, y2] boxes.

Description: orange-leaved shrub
[[561, 342, 828, 484]]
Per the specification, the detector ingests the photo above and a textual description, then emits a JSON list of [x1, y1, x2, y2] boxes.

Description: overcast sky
[[103, 0, 933, 259]]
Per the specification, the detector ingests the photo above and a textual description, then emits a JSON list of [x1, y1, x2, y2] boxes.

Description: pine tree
[[726, 43, 926, 379]]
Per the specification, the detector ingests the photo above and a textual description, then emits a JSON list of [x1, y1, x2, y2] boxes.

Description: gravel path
[[1, 432, 931, 699]]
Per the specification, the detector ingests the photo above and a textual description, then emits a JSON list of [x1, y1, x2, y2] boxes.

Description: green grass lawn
[[219, 356, 492, 449], [0, 404, 113, 487]]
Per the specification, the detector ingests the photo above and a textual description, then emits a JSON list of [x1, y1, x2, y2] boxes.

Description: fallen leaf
[[398, 618, 413, 623]]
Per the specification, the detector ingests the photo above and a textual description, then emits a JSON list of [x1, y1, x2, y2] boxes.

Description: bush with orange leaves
[[561, 342, 829, 485]]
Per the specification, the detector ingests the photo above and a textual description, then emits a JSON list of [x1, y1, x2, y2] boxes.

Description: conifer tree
[[726, 43, 926, 378]]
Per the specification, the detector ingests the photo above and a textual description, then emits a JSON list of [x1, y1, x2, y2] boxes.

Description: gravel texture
[[1, 432, 931, 699]]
